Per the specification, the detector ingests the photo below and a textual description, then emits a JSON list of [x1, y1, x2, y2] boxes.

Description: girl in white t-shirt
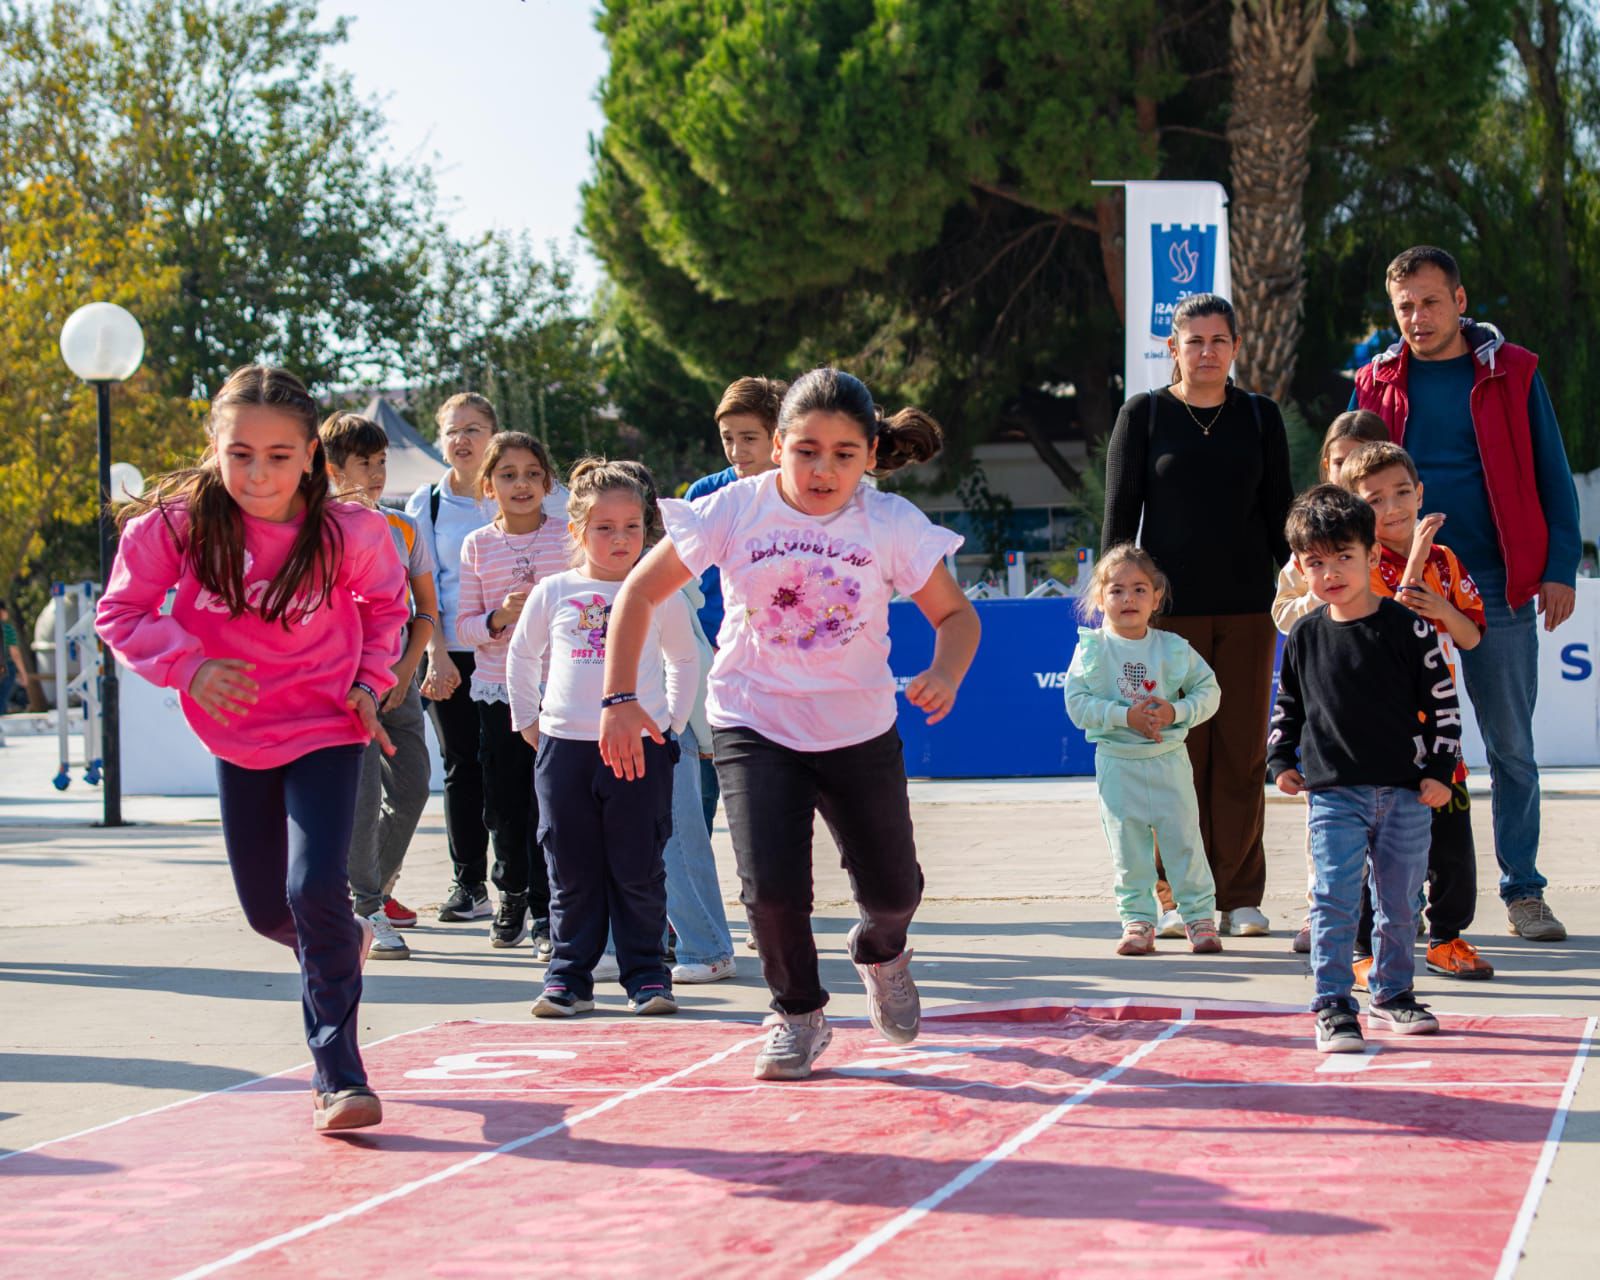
[[598, 368, 980, 1080], [506, 459, 699, 1017]]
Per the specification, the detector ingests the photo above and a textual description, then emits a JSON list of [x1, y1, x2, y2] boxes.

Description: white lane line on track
[[804, 1018, 1192, 1280], [169, 1032, 764, 1280], [1494, 1015, 1596, 1280]]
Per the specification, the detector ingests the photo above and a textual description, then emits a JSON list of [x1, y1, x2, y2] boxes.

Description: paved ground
[[1, 731, 1596, 1274]]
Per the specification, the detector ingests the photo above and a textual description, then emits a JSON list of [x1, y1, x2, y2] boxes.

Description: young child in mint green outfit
[[1066, 544, 1222, 956]]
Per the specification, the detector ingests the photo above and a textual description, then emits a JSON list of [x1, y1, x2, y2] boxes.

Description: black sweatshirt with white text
[[1266, 598, 1461, 790]]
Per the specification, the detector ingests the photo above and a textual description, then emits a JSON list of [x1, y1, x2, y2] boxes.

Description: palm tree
[[1227, 0, 1328, 401]]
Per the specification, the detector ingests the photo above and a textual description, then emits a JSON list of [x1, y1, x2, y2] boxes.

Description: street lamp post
[[60, 302, 145, 829]]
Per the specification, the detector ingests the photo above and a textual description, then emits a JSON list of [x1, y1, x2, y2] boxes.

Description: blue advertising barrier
[[890, 598, 1096, 778]]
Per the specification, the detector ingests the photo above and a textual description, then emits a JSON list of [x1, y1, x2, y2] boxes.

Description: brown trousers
[[1153, 612, 1276, 911]]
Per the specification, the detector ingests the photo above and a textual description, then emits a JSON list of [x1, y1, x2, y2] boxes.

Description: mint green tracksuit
[[1064, 625, 1222, 925]]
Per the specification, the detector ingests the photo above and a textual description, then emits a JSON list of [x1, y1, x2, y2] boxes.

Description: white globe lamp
[[60, 302, 145, 383], [109, 462, 144, 504]]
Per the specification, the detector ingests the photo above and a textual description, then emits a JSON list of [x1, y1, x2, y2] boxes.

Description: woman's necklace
[[1173, 386, 1227, 437]]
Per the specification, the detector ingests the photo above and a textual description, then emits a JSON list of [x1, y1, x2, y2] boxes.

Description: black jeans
[[215, 743, 367, 1094], [425, 650, 489, 888], [477, 698, 549, 916], [714, 724, 923, 1015], [534, 734, 677, 1000], [1358, 781, 1477, 949]]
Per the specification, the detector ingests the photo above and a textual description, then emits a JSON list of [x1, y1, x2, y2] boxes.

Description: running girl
[[454, 432, 569, 954], [97, 365, 409, 1132], [507, 459, 699, 1016], [1065, 545, 1222, 955], [598, 368, 979, 1080]]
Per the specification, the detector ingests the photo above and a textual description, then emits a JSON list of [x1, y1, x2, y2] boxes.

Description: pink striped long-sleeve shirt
[[455, 517, 573, 693]]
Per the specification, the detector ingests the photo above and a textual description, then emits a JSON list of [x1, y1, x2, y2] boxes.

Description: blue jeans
[[1458, 568, 1546, 903], [1308, 785, 1431, 1008], [699, 756, 720, 833], [663, 726, 734, 965]]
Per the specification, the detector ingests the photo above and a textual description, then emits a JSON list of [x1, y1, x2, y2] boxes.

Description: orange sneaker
[[1426, 937, 1495, 980], [1352, 955, 1373, 991]]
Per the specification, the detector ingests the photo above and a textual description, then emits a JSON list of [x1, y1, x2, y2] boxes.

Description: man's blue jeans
[[1308, 785, 1431, 1008], [1458, 568, 1546, 903]]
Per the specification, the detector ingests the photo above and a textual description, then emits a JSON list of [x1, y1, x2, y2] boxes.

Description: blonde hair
[[434, 392, 499, 448], [1078, 543, 1170, 623], [565, 457, 647, 567]]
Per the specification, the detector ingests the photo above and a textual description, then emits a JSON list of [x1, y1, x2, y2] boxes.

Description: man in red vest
[[1350, 246, 1580, 942]]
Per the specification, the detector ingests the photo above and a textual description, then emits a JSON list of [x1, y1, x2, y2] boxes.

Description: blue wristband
[[600, 692, 639, 709]]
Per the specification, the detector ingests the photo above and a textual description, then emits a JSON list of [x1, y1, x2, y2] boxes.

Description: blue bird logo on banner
[[1150, 223, 1218, 339]]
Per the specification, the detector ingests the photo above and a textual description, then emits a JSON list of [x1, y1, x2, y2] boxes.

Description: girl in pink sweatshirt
[[453, 431, 571, 955], [96, 365, 409, 1135]]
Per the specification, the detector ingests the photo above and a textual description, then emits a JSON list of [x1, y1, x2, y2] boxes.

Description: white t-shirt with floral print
[[660, 471, 962, 752]]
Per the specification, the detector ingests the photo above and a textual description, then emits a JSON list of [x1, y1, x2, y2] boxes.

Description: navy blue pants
[[216, 743, 367, 1093], [534, 734, 677, 1000]]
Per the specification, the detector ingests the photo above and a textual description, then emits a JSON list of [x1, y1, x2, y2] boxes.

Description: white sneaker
[[753, 1010, 832, 1080], [849, 925, 920, 1045], [591, 953, 621, 982], [672, 956, 737, 984], [1222, 906, 1270, 937], [356, 915, 375, 973], [1155, 909, 1186, 939], [366, 910, 410, 961]]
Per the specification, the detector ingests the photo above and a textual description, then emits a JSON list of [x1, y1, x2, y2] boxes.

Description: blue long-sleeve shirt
[[1348, 362, 1580, 586], [683, 466, 738, 642]]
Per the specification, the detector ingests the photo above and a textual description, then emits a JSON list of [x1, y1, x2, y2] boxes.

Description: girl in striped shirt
[[455, 432, 572, 952]]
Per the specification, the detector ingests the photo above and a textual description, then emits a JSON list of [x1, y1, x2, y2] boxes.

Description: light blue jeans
[[1458, 568, 1546, 903], [662, 726, 734, 965], [1308, 785, 1431, 1008]]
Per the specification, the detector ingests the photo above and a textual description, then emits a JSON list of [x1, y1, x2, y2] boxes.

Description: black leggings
[[714, 724, 923, 1015], [426, 650, 489, 888], [1358, 781, 1476, 949], [215, 743, 367, 1094], [477, 698, 549, 915]]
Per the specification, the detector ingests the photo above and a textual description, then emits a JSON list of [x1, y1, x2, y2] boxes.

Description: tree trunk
[[1226, 0, 1327, 402]]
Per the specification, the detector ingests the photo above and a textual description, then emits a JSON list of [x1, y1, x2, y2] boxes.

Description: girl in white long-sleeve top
[[506, 459, 699, 1017]]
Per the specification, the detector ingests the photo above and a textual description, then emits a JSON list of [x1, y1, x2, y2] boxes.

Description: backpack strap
[[429, 481, 442, 527]]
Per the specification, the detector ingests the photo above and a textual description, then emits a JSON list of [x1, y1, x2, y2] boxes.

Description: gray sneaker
[[1507, 898, 1567, 941], [849, 924, 921, 1045], [753, 1010, 832, 1080], [366, 910, 410, 961]]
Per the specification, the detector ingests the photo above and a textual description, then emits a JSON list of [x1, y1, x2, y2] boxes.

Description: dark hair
[[1168, 293, 1238, 385], [1078, 543, 1171, 624], [318, 411, 389, 468], [612, 460, 664, 547], [1319, 410, 1389, 480], [120, 364, 342, 626], [716, 376, 788, 433], [1386, 245, 1461, 292], [476, 431, 558, 526], [1285, 483, 1377, 556], [778, 367, 942, 474], [1340, 440, 1419, 491]]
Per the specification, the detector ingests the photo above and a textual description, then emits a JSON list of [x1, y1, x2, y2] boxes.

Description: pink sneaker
[[1186, 918, 1223, 953], [1116, 921, 1156, 956]]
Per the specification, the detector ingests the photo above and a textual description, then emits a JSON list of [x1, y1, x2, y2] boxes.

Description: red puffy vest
[[1354, 339, 1544, 608]]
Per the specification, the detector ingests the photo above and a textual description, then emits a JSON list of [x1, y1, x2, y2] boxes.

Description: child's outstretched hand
[[1275, 768, 1306, 796], [599, 701, 664, 780], [1418, 778, 1451, 808], [904, 669, 958, 724], [347, 685, 396, 757], [188, 659, 258, 726]]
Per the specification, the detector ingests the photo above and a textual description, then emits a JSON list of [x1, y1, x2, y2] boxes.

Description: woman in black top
[[1100, 293, 1293, 936]]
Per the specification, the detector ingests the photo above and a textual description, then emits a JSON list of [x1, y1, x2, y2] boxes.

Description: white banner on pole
[[1096, 180, 1232, 395]]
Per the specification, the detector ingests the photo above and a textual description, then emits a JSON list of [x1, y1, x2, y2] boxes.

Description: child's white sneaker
[[1222, 906, 1270, 937], [671, 956, 736, 984], [753, 1011, 831, 1080], [1155, 909, 1186, 938]]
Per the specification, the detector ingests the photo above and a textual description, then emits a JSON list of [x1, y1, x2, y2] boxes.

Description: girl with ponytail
[[597, 367, 980, 1080], [97, 364, 410, 1134]]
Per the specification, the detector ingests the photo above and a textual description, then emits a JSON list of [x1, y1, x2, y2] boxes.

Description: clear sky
[[322, 0, 608, 291]]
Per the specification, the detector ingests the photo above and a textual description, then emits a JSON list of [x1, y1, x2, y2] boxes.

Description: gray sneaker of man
[[753, 1010, 832, 1081], [1507, 898, 1568, 941], [849, 924, 921, 1045]]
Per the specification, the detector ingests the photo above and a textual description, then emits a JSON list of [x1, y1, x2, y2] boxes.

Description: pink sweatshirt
[[96, 501, 410, 769], [454, 518, 572, 690]]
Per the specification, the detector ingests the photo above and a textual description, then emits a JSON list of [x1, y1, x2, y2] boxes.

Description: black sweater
[[1100, 388, 1293, 616], [1266, 599, 1462, 790]]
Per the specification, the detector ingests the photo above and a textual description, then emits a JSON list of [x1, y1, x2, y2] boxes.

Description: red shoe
[[383, 898, 417, 929]]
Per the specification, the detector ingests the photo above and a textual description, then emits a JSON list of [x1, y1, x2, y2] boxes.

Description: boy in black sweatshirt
[[1267, 485, 1459, 1053]]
